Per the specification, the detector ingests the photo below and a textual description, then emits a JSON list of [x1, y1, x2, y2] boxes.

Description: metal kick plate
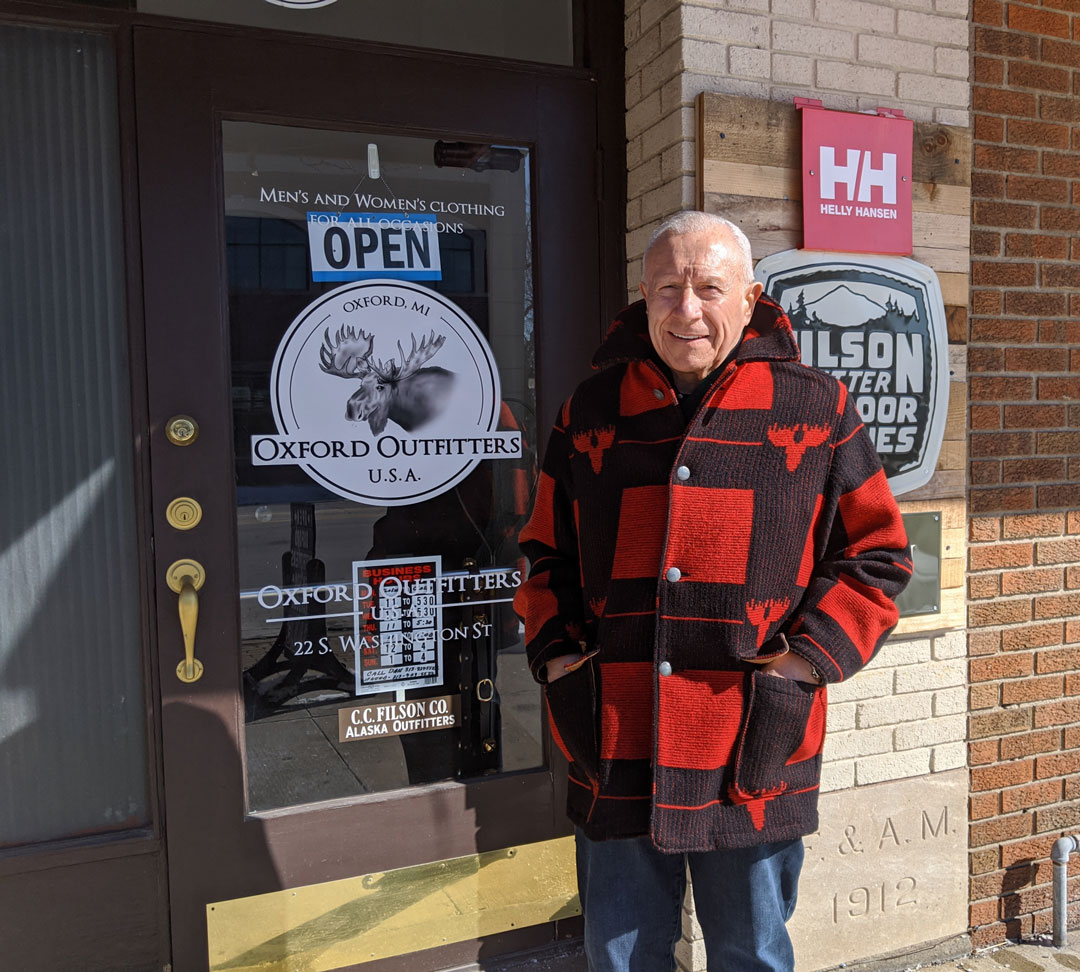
[[206, 836, 579, 971]]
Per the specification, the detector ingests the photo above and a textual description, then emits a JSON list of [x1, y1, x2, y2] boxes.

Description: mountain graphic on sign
[[801, 285, 887, 327]]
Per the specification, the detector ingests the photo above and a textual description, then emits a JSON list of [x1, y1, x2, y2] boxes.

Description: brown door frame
[[135, 20, 601, 971]]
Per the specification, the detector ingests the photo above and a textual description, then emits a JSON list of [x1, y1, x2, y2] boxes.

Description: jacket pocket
[[544, 657, 600, 783], [731, 670, 816, 799]]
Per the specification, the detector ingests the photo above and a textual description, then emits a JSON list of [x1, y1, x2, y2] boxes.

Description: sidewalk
[[452, 930, 1080, 971]]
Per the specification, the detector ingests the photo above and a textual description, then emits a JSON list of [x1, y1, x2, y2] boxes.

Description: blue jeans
[[575, 829, 803, 972]]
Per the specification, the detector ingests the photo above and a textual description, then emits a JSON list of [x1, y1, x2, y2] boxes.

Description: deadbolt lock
[[165, 497, 203, 530], [165, 415, 199, 446]]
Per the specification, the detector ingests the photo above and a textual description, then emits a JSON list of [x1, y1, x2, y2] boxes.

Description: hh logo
[[573, 426, 616, 474], [746, 598, 791, 648], [767, 423, 831, 472], [819, 147, 897, 204]]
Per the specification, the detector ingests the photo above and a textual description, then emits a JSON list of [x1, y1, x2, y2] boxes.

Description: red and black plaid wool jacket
[[514, 296, 912, 852]]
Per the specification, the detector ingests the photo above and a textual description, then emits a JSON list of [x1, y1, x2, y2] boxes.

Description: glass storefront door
[[222, 123, 541, 808], [135, 22, 599, 970]]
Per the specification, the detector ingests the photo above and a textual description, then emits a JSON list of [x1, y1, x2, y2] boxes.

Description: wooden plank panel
[[699, 92, 971, 187], [911, 245, 970, 274], [702, 192, 801, 255], [945, 384, 967, 441], [936, 440, 965, 471], [940, 559, 964, 590], [913, 211, 970, 251], [701, 159, 971, 217], [897, 496, 965, 531], [898, 469, 965, 501]]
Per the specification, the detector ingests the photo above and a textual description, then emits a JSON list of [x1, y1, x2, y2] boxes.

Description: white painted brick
[[641, 43, 685, 97], [626, 73, 643, 110], [827, 701, 856, 732], [856, 691, 933, 729], [660, 75, 687, 114], [933, 686, 967, 716], [640, 107, 693, 159], [675, 936, 706, 972], [897, 10, 968, 47], [827, 668, 893, 703], [730, 45, 771, 79], [894, 658, 967, 694], [858, 34, 935, 73], [821, 759, 856, 792], [896, 101, 934, 121], [681, 38, 727, 75], [816, 61, 897, 97], [660, 8, 683, 50], [729, 0, 769, 10], [934, 0, 971, 16], [871, 638, 933, 669], [778, 0, 815, 17], [772, 53, 813, 86], [661, 140, 696, 181], [772, 21, 855, 59], [640, 178, 687, 223], [899, 72, 969, 107], [856, 748, 931, 785], [815, 0, 896, 34], [932, 630, 966, 660], [627, 156, 663, 198], [627, 221, 660, 264], [931, 741, 967, 773], [626, 24, 661, 77], [692, 74, 769, 99], [935, 106, 970, 126], [682, 886, 702, 940], [894, 713, 966, 751], [626, 90, 663, 139], [935, 46, 970, 78], [626, 197, 642, 232], [626, 133, 644, 171], [823, 726, 894, 761], [640, 0, 680, 31], [682, 7, 769, 46], [625, 9, 642, 48]]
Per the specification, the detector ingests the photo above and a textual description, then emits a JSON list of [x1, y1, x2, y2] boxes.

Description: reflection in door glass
[[221, 123, 540, 812]]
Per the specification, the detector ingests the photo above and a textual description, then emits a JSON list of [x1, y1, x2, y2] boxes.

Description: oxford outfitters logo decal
[[754, 251, 949, 497], [253, 280, 521, 506]]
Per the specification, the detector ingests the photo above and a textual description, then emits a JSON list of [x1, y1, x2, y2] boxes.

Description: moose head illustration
[[319, 325, 455, 435]]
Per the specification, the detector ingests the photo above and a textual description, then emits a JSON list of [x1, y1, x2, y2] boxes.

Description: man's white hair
[[641, 211, 754, 285]]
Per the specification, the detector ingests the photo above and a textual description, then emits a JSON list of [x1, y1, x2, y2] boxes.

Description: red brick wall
[[969, 0, 1080, 946]]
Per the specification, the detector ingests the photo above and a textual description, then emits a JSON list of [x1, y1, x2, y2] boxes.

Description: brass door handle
[[166, 559, 206, 683]]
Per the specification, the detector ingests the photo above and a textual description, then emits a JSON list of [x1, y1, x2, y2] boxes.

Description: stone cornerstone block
[[789, 770, 968, 972]]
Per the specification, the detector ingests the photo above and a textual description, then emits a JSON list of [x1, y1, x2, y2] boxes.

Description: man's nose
[[676, 286, 701, 317]]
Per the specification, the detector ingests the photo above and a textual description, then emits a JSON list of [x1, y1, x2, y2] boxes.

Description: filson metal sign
[[798, 100, 913, 255], [252, 279, 521, 506], [754, 250, 949, 497]]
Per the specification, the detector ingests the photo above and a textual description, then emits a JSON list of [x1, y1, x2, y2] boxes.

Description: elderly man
[[514, 211, 911, 972]]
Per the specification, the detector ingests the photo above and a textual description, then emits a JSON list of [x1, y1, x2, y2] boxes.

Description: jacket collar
[[591, 295, 800, 372]]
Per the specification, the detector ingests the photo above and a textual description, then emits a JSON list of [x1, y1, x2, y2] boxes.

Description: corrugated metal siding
[[0, 24, 148, 845]]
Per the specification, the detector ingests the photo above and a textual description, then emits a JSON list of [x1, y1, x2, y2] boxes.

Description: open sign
[[308, 211, 442, 282]]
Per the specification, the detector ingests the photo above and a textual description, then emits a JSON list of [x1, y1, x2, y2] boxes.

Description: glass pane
[[222, 122, 539, 812], [138, 0, 573, 65], [0, 25, 148, 845]]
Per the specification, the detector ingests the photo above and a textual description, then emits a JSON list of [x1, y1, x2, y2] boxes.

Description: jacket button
[[653, 388, 665, 400], [665, 566, 681, 582], [675, 465, 690, 481], [658, 661, 672, 676]]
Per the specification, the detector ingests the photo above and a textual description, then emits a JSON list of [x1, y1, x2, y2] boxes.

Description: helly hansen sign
[[799, 101, 913, 255]]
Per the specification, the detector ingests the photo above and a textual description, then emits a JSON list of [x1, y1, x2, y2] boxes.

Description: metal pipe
[[1051, 835, 1080, 946]]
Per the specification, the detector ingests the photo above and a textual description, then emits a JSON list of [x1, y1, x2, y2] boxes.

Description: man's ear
[[639, 280, 648, 301], [745, 280, 764, 312]]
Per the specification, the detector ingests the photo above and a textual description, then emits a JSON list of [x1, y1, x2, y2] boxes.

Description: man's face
[[639, 228, 763, 392]]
